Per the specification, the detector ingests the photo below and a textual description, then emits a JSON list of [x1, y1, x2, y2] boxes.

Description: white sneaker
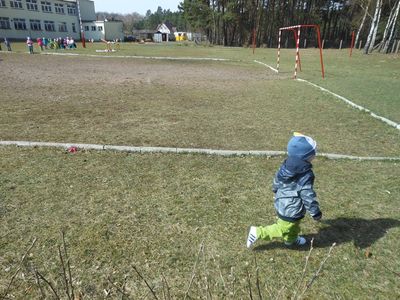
[[246, 226, 258, 248], [284, 236, 307, 246]]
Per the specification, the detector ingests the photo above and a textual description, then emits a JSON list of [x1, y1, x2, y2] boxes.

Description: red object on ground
[[68, 146, 78, 153]]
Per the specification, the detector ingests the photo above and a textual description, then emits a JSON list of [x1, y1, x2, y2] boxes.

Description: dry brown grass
[[0, 52, 399, 157], [1, 45, 399, 298]]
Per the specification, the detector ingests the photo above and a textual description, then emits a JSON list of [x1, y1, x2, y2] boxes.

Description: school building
[[0, 0, 123, 41]]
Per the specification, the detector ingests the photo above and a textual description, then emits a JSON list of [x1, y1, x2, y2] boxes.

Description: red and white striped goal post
[[277, 24, 325, 79]]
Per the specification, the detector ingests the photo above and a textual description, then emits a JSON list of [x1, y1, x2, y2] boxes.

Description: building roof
[[155, 21, 176, 34], [164, 21, 175, 32]]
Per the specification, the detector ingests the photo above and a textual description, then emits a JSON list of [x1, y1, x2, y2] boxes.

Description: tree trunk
[[364, 0, 382, 54], [355, 1, 370, 48], [368, 0, 382, 53], [383, 0, 400, 53]]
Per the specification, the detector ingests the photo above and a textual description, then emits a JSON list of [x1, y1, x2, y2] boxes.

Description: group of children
[[247, 132, 322, 249], [26, 36, 77, 54]]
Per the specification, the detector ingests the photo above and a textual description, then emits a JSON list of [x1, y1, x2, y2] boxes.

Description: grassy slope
[[0, 147, 399, 298]]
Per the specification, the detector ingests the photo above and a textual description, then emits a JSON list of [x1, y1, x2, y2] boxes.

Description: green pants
[[256, 218, 301, 243]]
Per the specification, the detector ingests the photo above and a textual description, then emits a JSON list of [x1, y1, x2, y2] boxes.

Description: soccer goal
[[277, 25, 325, 79]]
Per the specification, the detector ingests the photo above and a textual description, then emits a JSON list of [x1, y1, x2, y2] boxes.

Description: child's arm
[[299, 186, 322, 220], [272, 176, 279, 193]]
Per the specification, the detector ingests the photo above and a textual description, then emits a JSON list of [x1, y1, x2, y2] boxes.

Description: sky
[[93, 0, 182, 15]]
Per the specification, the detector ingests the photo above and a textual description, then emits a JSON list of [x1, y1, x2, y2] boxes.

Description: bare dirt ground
[[1, 52, 399, 156], [1, 53, 276, 89]]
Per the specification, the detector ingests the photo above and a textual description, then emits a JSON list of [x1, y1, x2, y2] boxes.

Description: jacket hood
[[277, 157, 313, 181]]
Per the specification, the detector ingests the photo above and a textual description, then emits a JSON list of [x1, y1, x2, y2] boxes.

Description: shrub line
[[1, 140, 399, 161]]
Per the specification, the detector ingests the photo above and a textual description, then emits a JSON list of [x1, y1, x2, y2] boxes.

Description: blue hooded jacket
[[272, 157, 322, 222]]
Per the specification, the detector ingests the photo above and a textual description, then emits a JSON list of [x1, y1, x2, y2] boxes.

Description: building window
[[54, 3, 64, 14], [84, 25, 89, 31], [58, 22, 67, 32], [41, 1, 51, 12], [10, 0, 23, 9], [26, 0, 38, 10], [44, 20, 55, 31], [91, 26, 96, 31], [72, 22, 76, 32], [0, 0, 6, 7], [67, 4, 76, 15], [13, 18, 27, 30], [30, 19, 41, 30], [98, 26, 103, 31], [0, 17, 11, 29]]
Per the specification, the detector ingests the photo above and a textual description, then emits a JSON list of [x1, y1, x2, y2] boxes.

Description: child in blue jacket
[[247, 133, 322, 248]]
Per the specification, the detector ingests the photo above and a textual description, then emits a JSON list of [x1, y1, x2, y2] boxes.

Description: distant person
[[57, 37, 62, 49], [37, 37, 43, 51], [26, 37, 34, 54], [247, 132, 322, 248], [67, 37, 76, 49], [4, 38, 12, 51], [42, 37, 48, 49]]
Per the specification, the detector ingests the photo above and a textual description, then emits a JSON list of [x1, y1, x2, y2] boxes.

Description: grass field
[[1, 43, 399, 298]]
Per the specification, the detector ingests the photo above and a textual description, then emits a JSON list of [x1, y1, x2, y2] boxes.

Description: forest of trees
[[97, 0, 400, 54]]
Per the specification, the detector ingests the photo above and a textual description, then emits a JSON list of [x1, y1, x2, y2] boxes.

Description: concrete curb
[[1, 141, 399, 161]]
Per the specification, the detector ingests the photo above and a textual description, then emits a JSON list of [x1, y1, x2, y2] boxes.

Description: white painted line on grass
[[297, 79, 400, 130], [41, 52, 230, 61], [253, 60, 400, 131], [254, 60, 278, 73], [1, 141, 399, 161]]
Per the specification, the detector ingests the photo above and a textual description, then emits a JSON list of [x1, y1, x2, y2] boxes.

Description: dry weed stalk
[[246, 268, 254, 300], [107, 276, 129, 297], [297, 242, 337, 299], [58, 245, 71, 300], [161, 273, 171, 300], [35, 270, 60, 299], [228, 266, 236, 299], [254, 255, 263, 300], [2, 237, 37, 299], [183, 240, 205, 300], [33, 267, 45, 298], [132, 266, 159, 300], [292, 238, 314, 299], [61, 230, 75, 300]]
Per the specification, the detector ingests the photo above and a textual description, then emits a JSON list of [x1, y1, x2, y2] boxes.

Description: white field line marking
[[254, 60, 278, 73], [297, 78, 400, 130], [41, 52, 230, 61], [1, 141, 399, 161], [254, 60, 400, 130]]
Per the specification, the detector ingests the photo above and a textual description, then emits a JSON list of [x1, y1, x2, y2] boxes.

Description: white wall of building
[[83, 20, 123, 41], [0, 0, 94, 40], [76, 0, 94, 21], [103, 21, 123, 41]]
